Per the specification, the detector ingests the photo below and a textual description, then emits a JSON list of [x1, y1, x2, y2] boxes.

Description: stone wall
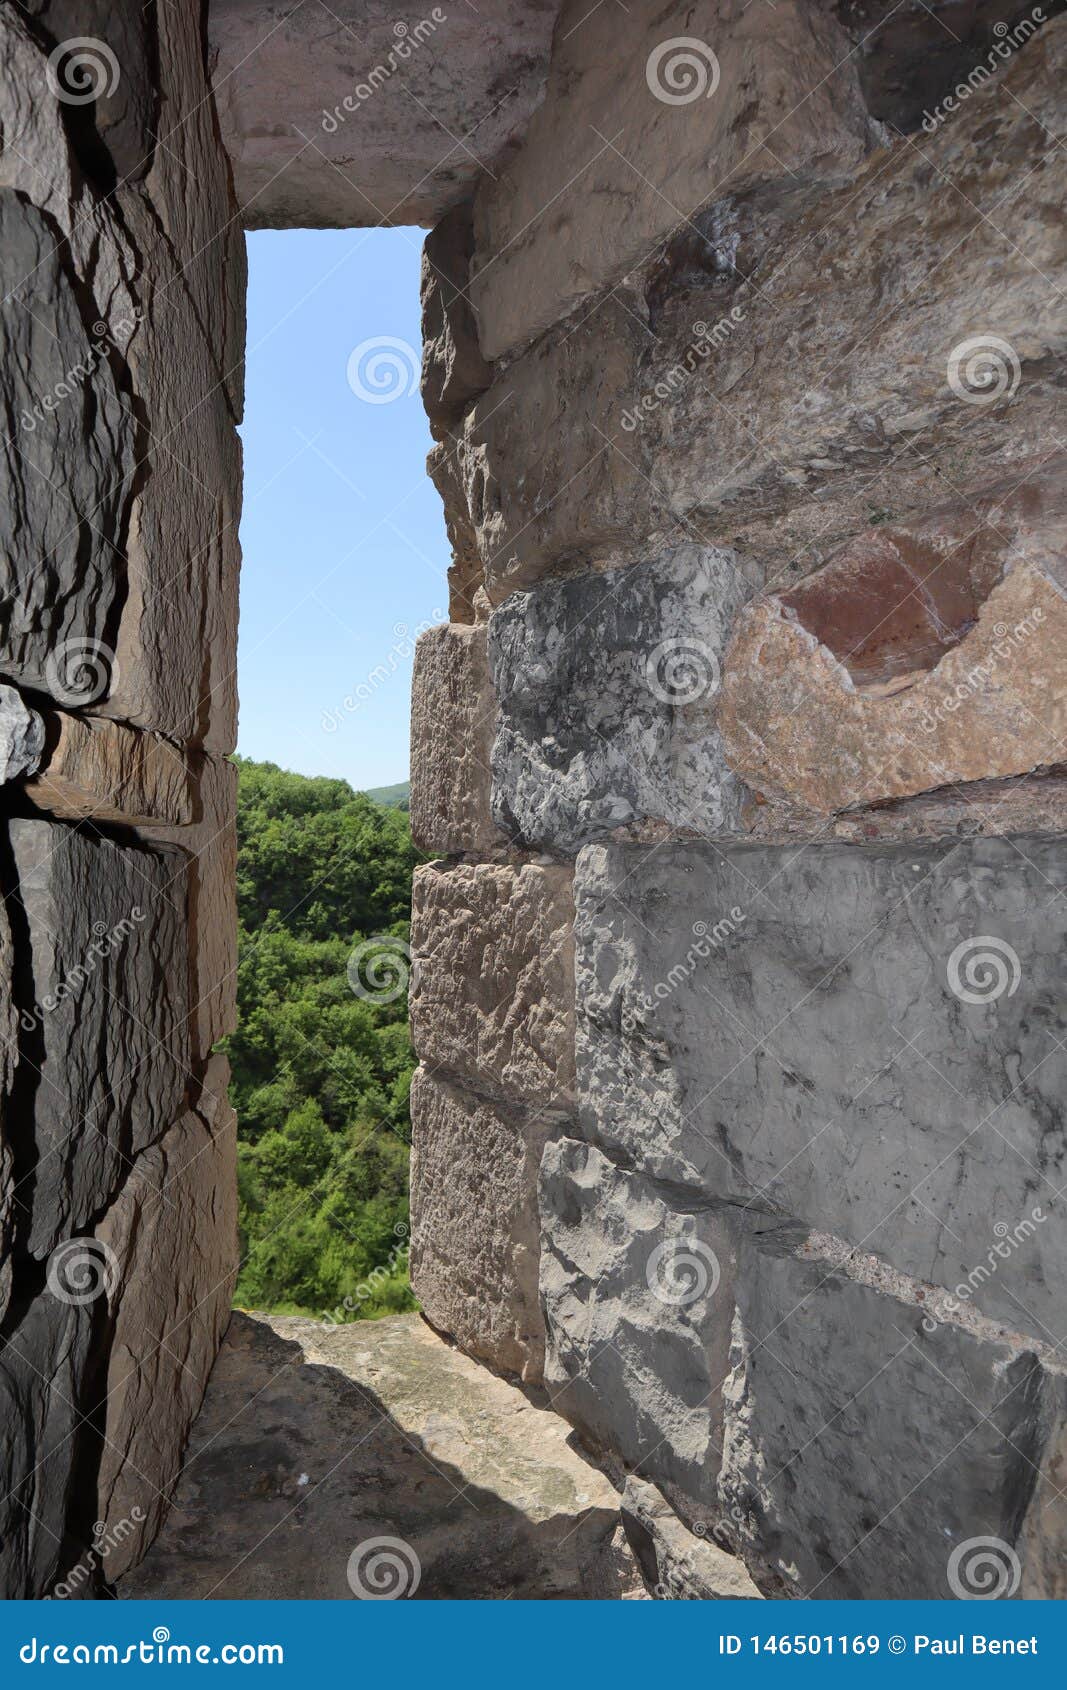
[[0, 2, 240, 1595], [3, 0, 1065, 1603], [409, 0, 1067, 1599]]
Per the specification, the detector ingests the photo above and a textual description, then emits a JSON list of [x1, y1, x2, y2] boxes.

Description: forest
[[227, 758, 421, 1320]]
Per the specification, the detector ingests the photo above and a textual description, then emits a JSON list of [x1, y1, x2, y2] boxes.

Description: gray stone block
[[0, 1294, 92, 1597], [539, 1136, 758, 1516], [9, 819, 190, 1257], [541, 1138, 1060, 1598], [574, 835, 1067, 1344], [489, 546, 752, 852]]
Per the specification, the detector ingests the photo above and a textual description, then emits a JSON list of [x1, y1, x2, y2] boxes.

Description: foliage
[[227, 758, 421, 1319]]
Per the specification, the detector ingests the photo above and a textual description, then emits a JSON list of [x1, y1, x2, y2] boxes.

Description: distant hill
[[365, 780, 410, 811]]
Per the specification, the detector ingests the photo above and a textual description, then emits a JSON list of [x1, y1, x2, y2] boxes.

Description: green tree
[[226, 758, 422, 1319]]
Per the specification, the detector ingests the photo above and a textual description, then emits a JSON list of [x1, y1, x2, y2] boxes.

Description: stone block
[[409, 1067, 550, 1383], [410, 861, 576, 1111], [540, 1137, 746, 1516], [95, 1056, 238, 1580], [0, 190, 134, 707], [421, 205, 493, 439], [138, 752, 239, 1064], [8, 818, 190, 1257], [573, 835, 1067, 1343], [719, 464, 1067, 813], [621, 1475, 762, 1599], [409, 624, 501, 854], [24, 714, 195, 826], [427, 437, 485, 622], [641, 20, 1066, 530], [470, 0, 872, 359], [0, 687, 43, 785], [208, 0, 558, 231], [488, 545, 753, 850], [719, 1229, 1058, 1599], [541, 1140, 1062, 1598], [457, 294, 654, 599], [0, 1294, 92, 1597]]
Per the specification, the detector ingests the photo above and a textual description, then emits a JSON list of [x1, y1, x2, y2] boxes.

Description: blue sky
[[236, 228, 448, 791]]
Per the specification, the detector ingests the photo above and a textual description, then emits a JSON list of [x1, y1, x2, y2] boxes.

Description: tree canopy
[[227, 758, 422, 1320]]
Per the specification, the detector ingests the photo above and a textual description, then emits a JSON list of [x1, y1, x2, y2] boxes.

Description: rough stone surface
[[120, 1310, 640, 1599], [0, 1294, 92, 1598], [719, 465, 1067, 814], [489, 545, 754, 851], [24, 714, 195, 826], [573, 836, 1067, 1345], [470, 0, 873, 360], [455, 293, 652, 601], [621, 1475, 763, 1599], [8, 818, 190, 1258], [427, 437, 485, 622], [719, 1229, 1060, 1599], [409, 1067, 550, 1384], [208, 0, 559, 230], [0, 898, 16, 1323], [453, 20, 1066, 595], [642, 21, 1066, 536], [0, 188, 134, 705], [409, 861, 576, 1111], [540, 1137, 752, 1518], [421, 205, 493, 440], [409, 623, 502, 854], [541, 1140, 1063, 1598], [138, 752, 239, 1065], [95, 1059, 238, 1580], [0, 1, 244, 748], [0, 686, 44, 784]]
